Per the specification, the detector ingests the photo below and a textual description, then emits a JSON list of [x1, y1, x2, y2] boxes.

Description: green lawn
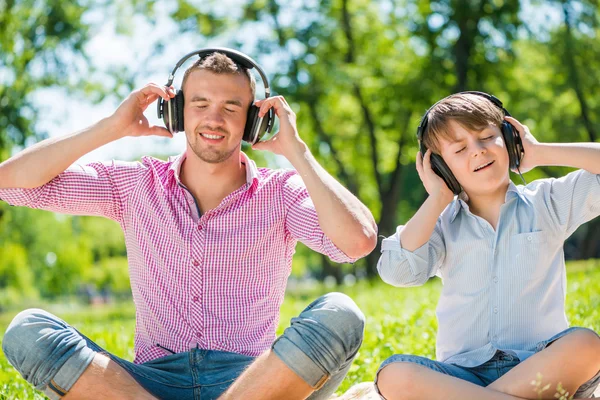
[[1, 260, 599, 399]]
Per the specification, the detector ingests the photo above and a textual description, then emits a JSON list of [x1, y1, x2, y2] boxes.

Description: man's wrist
[[283, 138, 310, 166]]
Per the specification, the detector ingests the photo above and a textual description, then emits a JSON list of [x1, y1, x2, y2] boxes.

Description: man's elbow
[[346, 227, 378, 258]]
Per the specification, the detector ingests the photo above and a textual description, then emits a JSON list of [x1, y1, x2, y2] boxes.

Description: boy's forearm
[[533, 142, 600, 174], [400, 195, 449, 252], [0, 117, 123, 189]]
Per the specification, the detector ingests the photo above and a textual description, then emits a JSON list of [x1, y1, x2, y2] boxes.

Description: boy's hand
[[416, 149, 454, 205], [505, 116, 540, 174]]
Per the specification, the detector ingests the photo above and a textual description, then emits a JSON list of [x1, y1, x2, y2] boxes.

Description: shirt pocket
[[508, 230, 548, 282]]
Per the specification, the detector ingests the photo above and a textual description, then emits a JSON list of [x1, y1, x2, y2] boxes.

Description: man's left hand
[[251, 96, 306, 159]]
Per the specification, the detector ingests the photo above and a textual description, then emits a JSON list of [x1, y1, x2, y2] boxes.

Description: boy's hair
[[423, 93, 504, 154], [182, 52, 256, 98]]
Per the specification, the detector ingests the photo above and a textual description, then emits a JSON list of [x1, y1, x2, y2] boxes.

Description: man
[[0, 49, 377, 399]]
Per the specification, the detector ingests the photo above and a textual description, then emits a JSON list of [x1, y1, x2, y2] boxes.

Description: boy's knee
[[377, 362, 422, 400], [568, 329, 600, 358]]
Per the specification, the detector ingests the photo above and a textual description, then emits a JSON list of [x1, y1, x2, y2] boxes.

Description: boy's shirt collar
[[449, 181, 526, 223]]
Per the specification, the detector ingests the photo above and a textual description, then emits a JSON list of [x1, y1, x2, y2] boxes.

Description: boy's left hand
[[505, 116, 540, 174]]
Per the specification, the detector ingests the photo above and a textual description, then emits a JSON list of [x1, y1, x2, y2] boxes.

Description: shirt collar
[[449, 181, 526, 223], [168, 152, 260, 187]]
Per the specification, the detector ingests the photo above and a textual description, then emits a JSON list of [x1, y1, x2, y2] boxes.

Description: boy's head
[[418, 92, 522, 197], [422, 93, 504, 155]]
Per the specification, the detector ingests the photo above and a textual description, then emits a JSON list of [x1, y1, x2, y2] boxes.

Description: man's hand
[[505, 116, 540, 174], [251, 96, 305, 159], [417, 150, 454, 205], [110, 83, 176, 139]]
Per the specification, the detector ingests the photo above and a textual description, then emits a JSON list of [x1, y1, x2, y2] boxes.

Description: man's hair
[[181, 52, 256, 98], [422, 93, 504, 154]]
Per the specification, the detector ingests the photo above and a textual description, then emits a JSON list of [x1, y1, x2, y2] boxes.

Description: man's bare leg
[[219, 350, 313, 400], [487, 330, 600, 399], [376, 362, 526, 400], [63, 353, 157, 400]]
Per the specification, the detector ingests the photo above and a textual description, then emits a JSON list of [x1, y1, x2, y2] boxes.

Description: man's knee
[[2, 308, 74, 385], [303, 292, 365, 355]]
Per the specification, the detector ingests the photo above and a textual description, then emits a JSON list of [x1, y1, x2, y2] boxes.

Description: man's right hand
[[110, 83, 176, 138], [416, 149, 454, 205]]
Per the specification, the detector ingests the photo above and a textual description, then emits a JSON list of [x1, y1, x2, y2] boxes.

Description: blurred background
[[0, 0, 599, 307]]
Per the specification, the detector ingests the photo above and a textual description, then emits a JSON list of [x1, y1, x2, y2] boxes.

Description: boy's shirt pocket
[[507, 230, 552, 283]]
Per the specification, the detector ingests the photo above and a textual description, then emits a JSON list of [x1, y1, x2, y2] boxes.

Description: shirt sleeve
[[377, 221, 446, 287], [0, 160, 147, 223], [538, 169, 600, 239], [281, 171, 358, 264]]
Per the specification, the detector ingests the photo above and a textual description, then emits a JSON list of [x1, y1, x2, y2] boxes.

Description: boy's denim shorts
[[375, 327, 600, 399], [2, 292, 365, 400]]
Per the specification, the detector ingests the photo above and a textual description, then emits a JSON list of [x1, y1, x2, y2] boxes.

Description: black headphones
[[416, 91, 524, 195], [156, 47, 274, 144]]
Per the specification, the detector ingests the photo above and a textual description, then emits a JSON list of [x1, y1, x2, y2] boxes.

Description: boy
[[375, 92, 600, 399]]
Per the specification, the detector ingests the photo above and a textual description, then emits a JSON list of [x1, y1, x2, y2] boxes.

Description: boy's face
[[439, 120, 510, 196], [182, 70, 253, 164]]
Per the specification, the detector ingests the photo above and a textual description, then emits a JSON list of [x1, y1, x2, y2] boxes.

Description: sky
[[27, 0, 563, 166]]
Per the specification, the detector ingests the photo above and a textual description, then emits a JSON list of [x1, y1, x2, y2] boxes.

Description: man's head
[[182, 52, 256, 164], [421, 93, 511, 196]]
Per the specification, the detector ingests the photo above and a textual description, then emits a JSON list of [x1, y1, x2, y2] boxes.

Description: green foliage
[[0, 260, 598, 398]]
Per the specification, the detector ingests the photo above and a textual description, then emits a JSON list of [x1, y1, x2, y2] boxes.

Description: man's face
[[439, 120, 510, 196], [182, 70, 254, 164]]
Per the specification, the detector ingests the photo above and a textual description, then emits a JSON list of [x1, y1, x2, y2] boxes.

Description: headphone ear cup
[[244, 104, 260, 143], [174, 90, 185, 133], [429, 153, 462, 195], [501, 121, 522, 170], [419, 142, 461, 195]]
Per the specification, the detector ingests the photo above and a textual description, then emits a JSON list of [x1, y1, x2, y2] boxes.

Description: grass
[[1, 260, 599, 399]]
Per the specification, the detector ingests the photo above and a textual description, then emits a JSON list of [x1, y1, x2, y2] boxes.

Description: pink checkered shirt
[[0, 152, 356, 363]]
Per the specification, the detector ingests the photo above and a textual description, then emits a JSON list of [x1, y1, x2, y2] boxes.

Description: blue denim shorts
[[376, 327, 600, 399], [2, 292, 365, 400]]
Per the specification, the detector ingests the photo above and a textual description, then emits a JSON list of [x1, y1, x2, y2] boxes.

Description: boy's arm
[[506, 116, 600, 174], [400, 150, 454, 251], [507, 117, 600, 238], [378, 150, 451, 287]]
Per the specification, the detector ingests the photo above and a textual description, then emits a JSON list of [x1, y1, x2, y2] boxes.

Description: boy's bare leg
[[377, 363, 525, 400], [487, 330, 600, 399], [63, 353, 157, 400], [219, 350, 313, 400]]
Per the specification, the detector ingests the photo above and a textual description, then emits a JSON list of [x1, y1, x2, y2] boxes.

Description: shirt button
[[493, 276, 498, 283], [196, 332, 201, 338], [493, 307, 498, 314], [192, 260, 199, 267], [527, 235, 533, 241], [198, 225, 202, 231], [192, 296, 199, 302]]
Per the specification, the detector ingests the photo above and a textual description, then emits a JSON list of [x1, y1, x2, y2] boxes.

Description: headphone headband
[[164, 47, 271, 96], [156, 47, 275, 143], [417, 91, 511, 141]]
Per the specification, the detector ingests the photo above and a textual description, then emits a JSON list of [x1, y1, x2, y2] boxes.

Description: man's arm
[[0, 83, 175, 189], [252, 96, 377, 259]]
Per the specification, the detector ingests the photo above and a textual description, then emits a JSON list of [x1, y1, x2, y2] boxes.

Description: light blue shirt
[[378, 169, 600, 367]]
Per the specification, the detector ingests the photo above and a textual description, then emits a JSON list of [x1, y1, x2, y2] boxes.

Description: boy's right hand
[[109, 83, 176, 138], [416, 149, 454, 205]]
